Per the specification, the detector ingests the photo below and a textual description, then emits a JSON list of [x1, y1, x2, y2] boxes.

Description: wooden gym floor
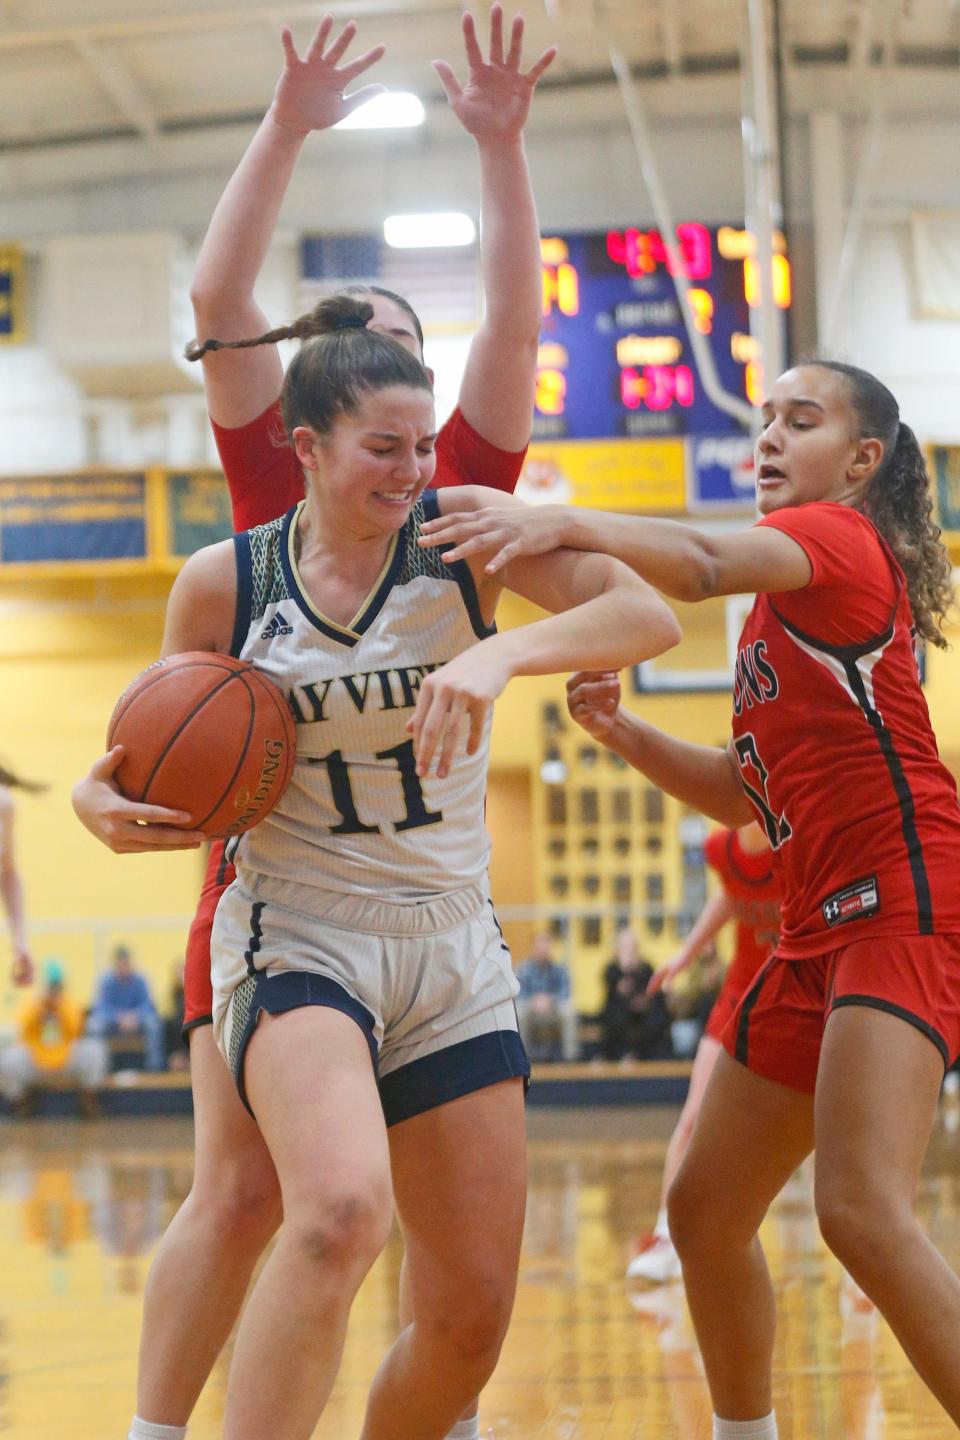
[[1, 1101, 958, 1439]]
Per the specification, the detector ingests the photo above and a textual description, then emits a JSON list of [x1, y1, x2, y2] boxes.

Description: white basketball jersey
[[227, 493, 494, 899]]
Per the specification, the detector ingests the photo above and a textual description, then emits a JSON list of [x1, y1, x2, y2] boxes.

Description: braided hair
[[185, 285, 424, 363], [186, 292, 431, 442], [809, 361, 954, 649]]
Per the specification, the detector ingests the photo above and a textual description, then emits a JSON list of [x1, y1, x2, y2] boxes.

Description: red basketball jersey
[[212, 400, 527, 531], [703, 827, 780, 988], [730, 502, 960, 959]]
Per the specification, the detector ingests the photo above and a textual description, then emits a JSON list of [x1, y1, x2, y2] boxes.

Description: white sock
[[128, 1419, 187, 1440], [446, 1418, 481, 1440], [653, 1205, 671, 1240], [713, 1413, 778, 1440]]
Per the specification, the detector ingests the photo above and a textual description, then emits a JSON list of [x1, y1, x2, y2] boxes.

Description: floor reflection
[[0, 1104, 957, 1438]]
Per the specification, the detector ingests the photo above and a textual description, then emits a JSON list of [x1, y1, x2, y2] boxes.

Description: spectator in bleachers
[[599, 926, 673, 1061], [0, 958, 108, 1115], [163, 958, 189, 1072], [515, 931, 578, 1062], [87, 943, 164, 1072]]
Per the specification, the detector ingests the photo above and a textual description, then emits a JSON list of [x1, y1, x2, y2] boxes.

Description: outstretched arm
[[408, 489, 681, 776], [419, 502, 813, 600], [191, 17, 385, 427], [0, 790, 31, 984], [565, 669, 754, 826], [436, 6, 556, 449], [647, 890, 734, 995]]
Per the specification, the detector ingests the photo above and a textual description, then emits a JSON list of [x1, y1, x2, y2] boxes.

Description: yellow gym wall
[[2, 575, 960, 1027], [0, 574, 201, 1027]]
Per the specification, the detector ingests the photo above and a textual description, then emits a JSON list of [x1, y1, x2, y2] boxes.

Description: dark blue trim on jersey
[[279, 504, 406, 649], [770, 602, 934, 935], [231, 969, 378, 1117], [379, 1029, 529, 1127], [830, 994, 949, 1067], [421, 491, 497, 641], [230, 531, 254, 658]]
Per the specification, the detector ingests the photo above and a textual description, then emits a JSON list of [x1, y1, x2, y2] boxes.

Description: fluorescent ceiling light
[[335, 92, 425, 130], [383, 212, 476, 249]]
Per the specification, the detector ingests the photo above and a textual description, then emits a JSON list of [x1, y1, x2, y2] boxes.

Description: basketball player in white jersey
[[122, 296, 680, 1440]]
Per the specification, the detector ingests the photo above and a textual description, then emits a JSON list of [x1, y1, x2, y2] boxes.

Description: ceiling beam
[[72, 37, 159, 144], [0, 1, 457, 53], [658, 0, 683, 73]]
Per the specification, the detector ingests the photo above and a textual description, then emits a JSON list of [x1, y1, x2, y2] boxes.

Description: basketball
[[106, 652, 296, 838]]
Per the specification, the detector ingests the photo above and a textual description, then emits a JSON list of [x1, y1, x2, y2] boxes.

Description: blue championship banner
[[0, 244, 24, 343], [687, 435, 757, 510], [0, 474, 148, 564]]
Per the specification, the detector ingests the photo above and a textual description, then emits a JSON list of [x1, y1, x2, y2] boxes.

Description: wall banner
[[516, 438, 686, 513], [0, 244, 24, 344], [687, 434, 757, 510], [167, 470, 233, 557], [0, 474, 147, 564]]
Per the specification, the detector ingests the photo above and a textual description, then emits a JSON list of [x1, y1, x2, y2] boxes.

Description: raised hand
[[418, 502, 569, 574], [72, 747, 205, 855], [565, 670, 622, 740], [434, 5, 556, 146], [271, 15, 386, 137]]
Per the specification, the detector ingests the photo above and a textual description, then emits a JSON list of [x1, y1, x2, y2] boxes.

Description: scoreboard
[[535, 225, 790, 442]]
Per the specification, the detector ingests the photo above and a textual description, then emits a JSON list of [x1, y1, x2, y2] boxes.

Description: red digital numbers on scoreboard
[[621, 364, 696, 411], [606, 224, 712, 281]]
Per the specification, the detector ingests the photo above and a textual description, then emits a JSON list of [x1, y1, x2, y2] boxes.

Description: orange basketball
[[107, 652, 296, 838]]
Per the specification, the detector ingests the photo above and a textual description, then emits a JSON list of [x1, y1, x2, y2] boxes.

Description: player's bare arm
[[72, 543, 236, 854], [443, 6, 556, 449], [191, 16, 385, 427], [160, 541, 238, 659], [409, 486, 681, 778], [566, 669, 754, 827], [420, 502, 813, 600]]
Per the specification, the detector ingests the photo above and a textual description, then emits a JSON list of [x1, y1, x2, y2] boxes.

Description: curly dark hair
[[809, 361, 954, 648]]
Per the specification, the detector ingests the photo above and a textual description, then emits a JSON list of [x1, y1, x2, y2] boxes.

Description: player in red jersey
[[71, 12, 555, 1440], [421, 359, 960, 1434], [627, 823, 778, 1284]]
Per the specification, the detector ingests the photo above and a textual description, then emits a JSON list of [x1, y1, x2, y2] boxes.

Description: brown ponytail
[[809, 361, 954, 648]]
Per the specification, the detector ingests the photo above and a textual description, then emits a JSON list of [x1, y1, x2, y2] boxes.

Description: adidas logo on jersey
[[261, 611, 294, 641]]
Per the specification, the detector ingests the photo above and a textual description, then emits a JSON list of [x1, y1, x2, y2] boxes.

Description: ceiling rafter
[[0, 1, 458, 53], [73, 36, 159, 142]]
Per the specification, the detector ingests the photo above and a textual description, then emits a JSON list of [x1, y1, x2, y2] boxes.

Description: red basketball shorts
[[183, 840, 236, 1033], [705, 950, 770, 1044], [723, 934, 960, 1093]]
